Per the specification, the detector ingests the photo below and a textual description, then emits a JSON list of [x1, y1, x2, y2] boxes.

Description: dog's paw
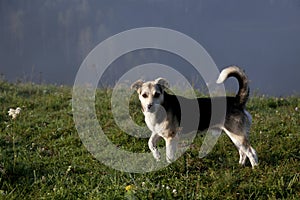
[[153, 150, 161, 161], [166, 155, 176, 164], [166, 157, 172, 164]]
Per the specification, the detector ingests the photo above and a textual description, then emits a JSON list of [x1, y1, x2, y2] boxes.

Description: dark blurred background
[[0, 0, 299, 96]]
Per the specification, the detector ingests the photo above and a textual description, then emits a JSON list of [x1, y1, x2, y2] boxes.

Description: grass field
[[0, 79, 299, 199]]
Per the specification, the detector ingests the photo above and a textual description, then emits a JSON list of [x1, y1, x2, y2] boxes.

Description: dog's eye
[[153, 92, 160, 98], [142, 93, 148, 98]]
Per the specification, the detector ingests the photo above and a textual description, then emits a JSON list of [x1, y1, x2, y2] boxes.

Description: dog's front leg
[[148, 133, 161, 161], [165, 137, 179, 163]]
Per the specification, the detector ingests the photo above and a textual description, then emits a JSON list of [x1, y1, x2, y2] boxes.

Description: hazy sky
[[0, 0, 299, 96]]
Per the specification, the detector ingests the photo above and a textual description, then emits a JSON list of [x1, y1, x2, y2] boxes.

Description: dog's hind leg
[[246, 146, 258, 168], [222, 127, 258, 168], [238, 149, 247, 165]]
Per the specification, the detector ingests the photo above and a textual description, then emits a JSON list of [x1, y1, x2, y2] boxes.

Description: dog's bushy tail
[[216, 65, 249, 107]]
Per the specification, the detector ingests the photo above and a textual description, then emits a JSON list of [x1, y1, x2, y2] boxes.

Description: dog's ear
[[155, 77, 169, 89], [131, 80, 144, 92]]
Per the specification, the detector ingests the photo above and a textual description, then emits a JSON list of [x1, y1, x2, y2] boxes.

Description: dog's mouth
[[144, 104, 155, 113], [143, 103, 167, 115]]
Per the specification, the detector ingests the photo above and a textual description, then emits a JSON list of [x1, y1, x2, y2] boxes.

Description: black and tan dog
[[131, 66, 258, 168]]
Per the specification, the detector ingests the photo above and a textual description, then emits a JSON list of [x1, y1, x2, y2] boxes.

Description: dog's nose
[[147, 103, 153, 109]]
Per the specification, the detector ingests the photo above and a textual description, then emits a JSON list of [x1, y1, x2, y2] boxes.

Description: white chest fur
[[144, 111, 166, 135]]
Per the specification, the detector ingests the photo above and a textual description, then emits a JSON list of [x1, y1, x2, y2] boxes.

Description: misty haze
[[0, 0, 299, 96]]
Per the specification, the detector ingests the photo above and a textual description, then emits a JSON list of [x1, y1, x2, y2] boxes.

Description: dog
[[131, 66, 258, 168]]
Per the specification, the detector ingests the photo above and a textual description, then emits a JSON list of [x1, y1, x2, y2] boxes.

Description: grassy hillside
[[0, 80, 299, 199]]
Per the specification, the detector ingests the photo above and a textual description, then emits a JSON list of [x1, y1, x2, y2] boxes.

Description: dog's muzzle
[[147, 103, 153, 110]]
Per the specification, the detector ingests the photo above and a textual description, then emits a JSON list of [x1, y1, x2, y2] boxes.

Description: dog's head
[[131, 78, 169, 113]]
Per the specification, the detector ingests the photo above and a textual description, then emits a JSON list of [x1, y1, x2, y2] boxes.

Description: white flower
[[295, 107, 298, 112], [8, 107, 21, 119], [141, 182, 146, 187], [172, 189, 177, 194], [66, 165, 72, 173], [166, 186, 170, 190]]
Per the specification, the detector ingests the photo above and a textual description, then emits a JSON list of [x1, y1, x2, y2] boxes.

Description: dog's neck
[[143, 105, 166, 124]]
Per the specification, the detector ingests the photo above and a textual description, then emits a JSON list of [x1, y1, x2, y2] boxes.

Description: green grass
[[0, 80, 299, 199]]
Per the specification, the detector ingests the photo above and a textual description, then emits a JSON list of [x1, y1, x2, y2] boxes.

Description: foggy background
[[0, 0, 299, 96]]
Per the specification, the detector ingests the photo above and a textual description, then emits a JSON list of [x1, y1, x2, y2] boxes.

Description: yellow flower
[[125, 185, 134, 192], [124, 185, 137, 199]]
